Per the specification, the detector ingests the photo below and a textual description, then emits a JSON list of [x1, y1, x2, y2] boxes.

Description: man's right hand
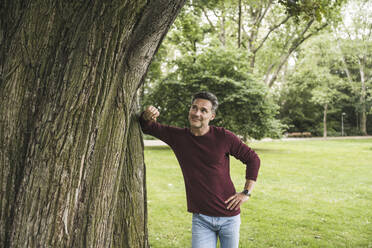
[[143, 106, 160, 122]]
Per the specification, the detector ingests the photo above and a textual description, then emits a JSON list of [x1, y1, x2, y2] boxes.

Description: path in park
[[143, 136, 372, 146]]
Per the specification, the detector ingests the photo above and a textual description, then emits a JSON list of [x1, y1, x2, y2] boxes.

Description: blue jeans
[[192, 213, 241, 248]]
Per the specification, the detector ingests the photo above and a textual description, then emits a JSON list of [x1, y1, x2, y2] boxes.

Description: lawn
[[144, 138, 372, 248]]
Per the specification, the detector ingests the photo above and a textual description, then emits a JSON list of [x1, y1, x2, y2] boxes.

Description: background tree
[[310, 74, 347, 138], [278, 71, 322, 135], [0, 1, 185, 247], [333, 0, 372, 135], [143, 47, 284, 140], [304, 35, 348, 138], [142, 0, 347, 140], [279, 34, 350, 136], [184, 0, 345, 87]]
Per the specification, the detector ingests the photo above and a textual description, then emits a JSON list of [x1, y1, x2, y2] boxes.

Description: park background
[[141, 0, 372, 140], [142, 0, 372, 247], [0, 0, 371, 247]]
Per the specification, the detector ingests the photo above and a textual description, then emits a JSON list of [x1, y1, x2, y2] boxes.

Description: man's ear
[[211, 113, 216, 120]]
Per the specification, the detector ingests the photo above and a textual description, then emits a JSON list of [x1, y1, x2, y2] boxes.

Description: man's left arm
[[224, 130, 260, 210]]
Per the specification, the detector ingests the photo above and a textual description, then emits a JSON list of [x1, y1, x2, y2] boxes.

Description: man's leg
[[218, 214, 241, 248], [192, 213, 218, 248]]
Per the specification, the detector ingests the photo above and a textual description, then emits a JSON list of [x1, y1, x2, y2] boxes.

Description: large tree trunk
[[0, 0, 185, 247]]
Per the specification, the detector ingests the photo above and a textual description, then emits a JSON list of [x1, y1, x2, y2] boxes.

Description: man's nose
[[194, 109, 201, 116]]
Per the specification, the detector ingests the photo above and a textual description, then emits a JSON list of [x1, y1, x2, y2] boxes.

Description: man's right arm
[[139, 106, 174, 146]]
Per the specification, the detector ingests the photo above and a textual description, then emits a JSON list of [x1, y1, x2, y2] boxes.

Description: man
[[139, 92, 260, 248]]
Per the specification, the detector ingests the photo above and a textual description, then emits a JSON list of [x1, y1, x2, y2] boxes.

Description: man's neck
[[190, 125, 210, 136]]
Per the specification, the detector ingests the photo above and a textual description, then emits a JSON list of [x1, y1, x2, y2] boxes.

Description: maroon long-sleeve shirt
[[140, 115, 260, 217]]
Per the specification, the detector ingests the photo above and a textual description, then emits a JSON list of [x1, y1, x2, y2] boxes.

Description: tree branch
[[194, 4, 217, 32], [255, 0, 274, 27], [266, 19, 329, 87], [253, 15, 291, 54]]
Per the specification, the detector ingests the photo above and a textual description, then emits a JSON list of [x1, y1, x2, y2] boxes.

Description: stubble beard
[[189, 116, 203, 129]]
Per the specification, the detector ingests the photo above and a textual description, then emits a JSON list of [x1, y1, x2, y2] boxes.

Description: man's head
[[191, 92, 219, 113], [188, 92, 218, 130]]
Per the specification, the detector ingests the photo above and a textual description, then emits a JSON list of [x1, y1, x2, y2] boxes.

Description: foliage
[[278, 0, 372, 136], [278, 0, 345, 22], [153, 0, 346, 88], [279, 34, 351, 135], [333, 0, 372, 135], [279, 71, 322, 134], [143, 0, 371, 137], [143, 47, 284, 139]]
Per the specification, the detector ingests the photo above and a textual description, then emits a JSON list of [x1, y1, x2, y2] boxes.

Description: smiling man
[[139, 91, 260, 248]]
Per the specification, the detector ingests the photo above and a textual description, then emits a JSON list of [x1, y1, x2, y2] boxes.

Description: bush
[[143, 47, 284, 140]]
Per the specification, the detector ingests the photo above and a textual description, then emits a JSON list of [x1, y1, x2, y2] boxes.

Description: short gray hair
[[191, 92, 219, 113]]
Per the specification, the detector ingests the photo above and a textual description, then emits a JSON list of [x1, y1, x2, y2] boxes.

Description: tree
[[279, 34, 349, 136], [334, 0, 372, 135], [144, 47, 284, 140], [310, 73, 347, 138], [306, 35, 349, 137], [183, 0, 346, 87], [0, 1, 185, 247]]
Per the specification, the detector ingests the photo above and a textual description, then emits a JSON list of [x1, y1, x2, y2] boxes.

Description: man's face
[[188, 98, 215, 129]]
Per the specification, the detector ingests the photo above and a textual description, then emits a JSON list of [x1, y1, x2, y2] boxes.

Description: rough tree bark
[[0, 0, 185, 247]]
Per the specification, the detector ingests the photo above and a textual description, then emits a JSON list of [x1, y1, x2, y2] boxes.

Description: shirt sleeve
[[225, 129, 260, 181], [138, 112, 175, 147]]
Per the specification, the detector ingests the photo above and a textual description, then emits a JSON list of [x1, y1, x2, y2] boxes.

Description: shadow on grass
[[252, 148, 291, 154], [144, 146, 172, 151]]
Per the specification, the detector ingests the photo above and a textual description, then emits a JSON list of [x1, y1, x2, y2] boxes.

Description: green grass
[[144, 139, 372, 248]]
